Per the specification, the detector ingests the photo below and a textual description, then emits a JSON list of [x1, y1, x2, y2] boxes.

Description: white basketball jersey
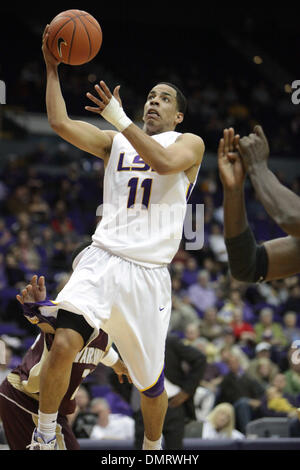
[[92, 131, 200, 267]]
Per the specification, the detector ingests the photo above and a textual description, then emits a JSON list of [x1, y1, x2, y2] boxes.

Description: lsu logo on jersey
[[117, 153, 156, 172]]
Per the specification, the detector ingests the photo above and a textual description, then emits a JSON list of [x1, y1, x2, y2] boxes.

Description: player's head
[[143, 82, 187, 135]]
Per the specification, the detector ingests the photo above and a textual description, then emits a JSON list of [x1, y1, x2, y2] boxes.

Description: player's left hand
[[16, 275, 46, 304], [112, 358, 132, 384], [85, 81, 123, 115], [237, 125, 270, 172], [218, 127, 246, 191]]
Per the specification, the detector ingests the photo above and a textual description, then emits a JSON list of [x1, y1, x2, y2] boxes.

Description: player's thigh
[[109, 265, 172, 391], [55, 246, 119, 338]]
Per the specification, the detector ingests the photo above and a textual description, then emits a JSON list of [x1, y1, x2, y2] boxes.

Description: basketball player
[[218, 126, 300, 283], [34, 26, 205, 450], [0, 269, 131, 450]]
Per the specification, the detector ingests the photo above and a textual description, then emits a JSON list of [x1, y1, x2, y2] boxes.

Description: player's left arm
[[100, 346, 132, 384], [85, 80, 205, 174], [122, 129, 205, 175]]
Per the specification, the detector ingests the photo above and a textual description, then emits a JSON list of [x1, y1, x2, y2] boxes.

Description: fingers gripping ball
[[47, 10, 102, 65]]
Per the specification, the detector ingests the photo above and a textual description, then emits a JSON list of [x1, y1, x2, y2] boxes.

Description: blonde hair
[[206, 403, 235, 437]]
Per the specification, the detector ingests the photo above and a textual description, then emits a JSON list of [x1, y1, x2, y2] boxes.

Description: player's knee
[[51, 328, 83, 362], [141, 370, 165, 399]]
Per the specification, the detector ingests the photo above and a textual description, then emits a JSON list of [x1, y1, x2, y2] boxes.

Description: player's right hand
[[217, 128, 246, 191], [16, 275, 47, 304], [237, 125, 270, 172], [42, 25, 61, 67], [112, 358, 132, 385]]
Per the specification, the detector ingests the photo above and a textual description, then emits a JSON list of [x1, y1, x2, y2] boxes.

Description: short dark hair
[[157, 82, 187, 115]]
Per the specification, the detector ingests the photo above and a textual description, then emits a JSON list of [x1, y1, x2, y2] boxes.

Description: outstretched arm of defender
[[42, 26, 116, 162], [238, 125, 300, 237]]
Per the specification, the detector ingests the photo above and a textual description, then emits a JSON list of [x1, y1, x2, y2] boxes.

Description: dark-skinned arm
[[238, 125, 300, 237]]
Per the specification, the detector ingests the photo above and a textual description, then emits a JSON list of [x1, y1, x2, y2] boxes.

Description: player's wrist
[[101, 95, 132, 132], [101, 347, 119, 367]]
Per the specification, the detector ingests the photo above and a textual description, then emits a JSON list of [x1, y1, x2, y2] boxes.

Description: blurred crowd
[[6, 49, 300, 157], [0, 140, 300, 445]]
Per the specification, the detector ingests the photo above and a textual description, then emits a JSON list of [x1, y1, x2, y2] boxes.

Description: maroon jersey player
[[0, 275, 131, 450]]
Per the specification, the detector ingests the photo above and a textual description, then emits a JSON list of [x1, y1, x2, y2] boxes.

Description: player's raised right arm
[[42, 26, 115, 162]]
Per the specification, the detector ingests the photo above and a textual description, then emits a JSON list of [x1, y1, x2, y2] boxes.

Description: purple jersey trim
[[22, 300, 57, 329], [141, 368, 165, 398]]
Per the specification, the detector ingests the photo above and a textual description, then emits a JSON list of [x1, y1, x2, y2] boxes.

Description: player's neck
[[143, 124, 175, 136]]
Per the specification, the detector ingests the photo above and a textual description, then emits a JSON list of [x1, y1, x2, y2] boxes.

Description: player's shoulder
[[178, 132, 205, 149], [178, 132, 205, 165]]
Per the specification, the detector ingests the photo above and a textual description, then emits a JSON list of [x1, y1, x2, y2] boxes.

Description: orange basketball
[[47, 10, 102, 65]]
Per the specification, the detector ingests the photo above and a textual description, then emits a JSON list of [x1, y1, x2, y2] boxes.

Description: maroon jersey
[[6, 330, 109, 415]]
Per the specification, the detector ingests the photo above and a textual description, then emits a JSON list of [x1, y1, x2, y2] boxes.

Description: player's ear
[[175, 112, 184, 125]]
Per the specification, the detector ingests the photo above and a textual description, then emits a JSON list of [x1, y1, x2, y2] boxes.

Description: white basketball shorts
[[54, 245, 172, 392]]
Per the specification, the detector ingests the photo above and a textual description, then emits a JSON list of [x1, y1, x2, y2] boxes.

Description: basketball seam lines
[[63, 13, 101, 33], [50, 18, 74, 50], [68, 19, 76, 65], [80, 15, 101, 33], [77, 16, 92, 60]]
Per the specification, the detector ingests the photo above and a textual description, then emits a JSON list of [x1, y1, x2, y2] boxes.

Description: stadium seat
[[246, 417, 291, 438]]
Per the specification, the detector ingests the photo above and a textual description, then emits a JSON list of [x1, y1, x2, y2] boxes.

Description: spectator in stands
[[36, 227, 56, 262], [247, 342, 279, 384], [265, 386, 298, 418], [68, 385, 91, 428], [28, 191, 50, 224], [183, 322, 205, 350], [6, 186, 31, 216], [193, 344, 223, 421], [51, 200, 74, 235], [218, 289, 254, 324], [14, 229, 41, 272], [181, 256, 199, 288], [254, 307, 288, 349], [187, 270, 217, 312], [230, 307, 256, 344], [216, 353, 265, 433], [10, 212, 32, 237], [208, 223, 228, 265], [249, 358, 277, 391], [257, 279, 288, 308], [283, 283, 300, 317], [89, 397, 135, 441], [201, 307, 223, 342], [283, 345, 300, 404], [0, 219, 14, 252], [168, 294, 199, 333], [215, 328, 251, 371], [260, 373, 298, 418], [202, 403, 245, 440], [282, 311, 300, 344], [5, 252, 26, 289]]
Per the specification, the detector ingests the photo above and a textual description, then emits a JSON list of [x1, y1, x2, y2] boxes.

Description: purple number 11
[[127, 178, 153, 209]]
